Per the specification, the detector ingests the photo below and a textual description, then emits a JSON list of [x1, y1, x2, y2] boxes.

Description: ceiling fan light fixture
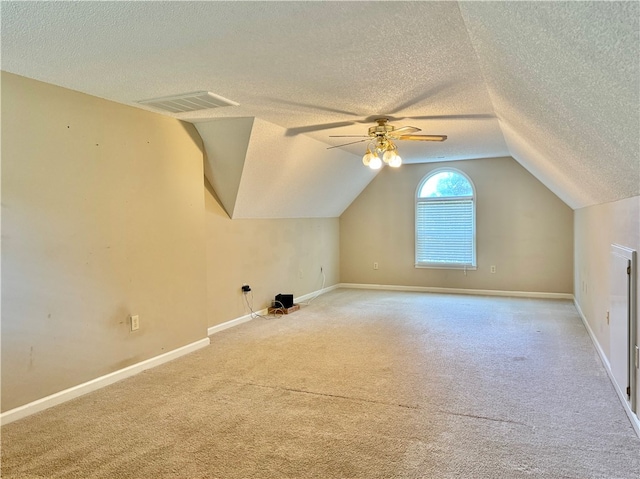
[[369, 156, 382, 170], [389, 155, 402, 168], [328, 118, 447, 169], [382, 146, 397, 164], [362, 147, 375, 166]]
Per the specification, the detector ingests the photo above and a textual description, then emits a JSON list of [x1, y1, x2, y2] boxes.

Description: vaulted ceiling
[[2, 1, 638, 217]]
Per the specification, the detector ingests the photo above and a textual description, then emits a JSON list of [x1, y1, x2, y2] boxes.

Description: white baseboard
[[574, 299, 640, 438], [295, 284, 340, 304], [1, 337, 210, 426], [208, 312, 257, 336], [338, 283, 574, 300]]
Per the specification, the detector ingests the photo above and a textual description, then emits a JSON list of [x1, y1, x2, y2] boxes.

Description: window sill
[[415, 264, 477, 270]]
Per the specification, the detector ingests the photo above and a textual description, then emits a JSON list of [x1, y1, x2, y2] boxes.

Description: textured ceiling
[[459, 1, 640, 208], [1, 1, 638, 216]]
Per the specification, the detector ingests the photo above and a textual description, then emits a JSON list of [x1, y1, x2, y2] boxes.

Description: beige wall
[[340, 157, 573, 293], [205, 183, 339, 327], [574, 196, 640, 358], [1, 73, 208, 411]]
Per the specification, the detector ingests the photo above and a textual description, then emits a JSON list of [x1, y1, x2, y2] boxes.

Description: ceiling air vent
[[137, 91, 239, 113]]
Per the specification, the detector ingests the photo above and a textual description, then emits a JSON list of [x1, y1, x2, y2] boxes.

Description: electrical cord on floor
[[243, 292, 288, 319], [243, 290, 272, 320], [270, 300, 286, 318]]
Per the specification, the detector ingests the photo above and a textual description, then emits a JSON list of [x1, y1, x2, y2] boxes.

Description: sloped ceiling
[[459, 2, 639, 208], [1, 1, 638, 216], [197, 117, 375, 218]]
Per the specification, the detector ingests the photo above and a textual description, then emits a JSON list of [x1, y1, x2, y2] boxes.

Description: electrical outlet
[[320, 266, 323, 273], [490, 265, 496, 274], [606, 311, 610, 325], [241, 284, 251, 293], [373, 262, 379, 270], [130, 315, 140, 331]]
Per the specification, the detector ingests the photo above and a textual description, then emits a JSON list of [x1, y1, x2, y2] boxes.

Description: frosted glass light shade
[[383, 149, 396, 164], [369, 156, 382, 169], [389, 155, 402, 167], [362, 148, 374, 166]]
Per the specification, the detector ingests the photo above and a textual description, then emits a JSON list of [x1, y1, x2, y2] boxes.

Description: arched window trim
[[415, 167, 477, 270]]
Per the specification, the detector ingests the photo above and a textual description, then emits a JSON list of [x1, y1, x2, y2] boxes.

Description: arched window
[[415, 168, 476, 269]]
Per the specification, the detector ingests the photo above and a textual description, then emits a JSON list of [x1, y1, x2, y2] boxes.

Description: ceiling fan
[[328, 118, 447, 169]]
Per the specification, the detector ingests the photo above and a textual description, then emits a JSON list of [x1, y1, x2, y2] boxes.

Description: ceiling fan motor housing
[[368, 118, 395, 137]]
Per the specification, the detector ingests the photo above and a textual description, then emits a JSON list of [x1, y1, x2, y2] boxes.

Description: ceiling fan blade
[[388, 126, 421, 137], [386, 82, 460, 115], [265, 97, 362, 117], [286, 121, 356, 136], [327, 139, 369, 149], [356, 113, 495, 125], [328, 135, 371, 138], [398, 134, 447, 142], [406, 114, 495, 121]]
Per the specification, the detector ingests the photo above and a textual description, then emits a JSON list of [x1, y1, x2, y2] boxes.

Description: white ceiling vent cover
[[137, 91, 239, 113]]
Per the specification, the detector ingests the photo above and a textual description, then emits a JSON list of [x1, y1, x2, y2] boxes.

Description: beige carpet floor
[[2, 288, 639, 478]]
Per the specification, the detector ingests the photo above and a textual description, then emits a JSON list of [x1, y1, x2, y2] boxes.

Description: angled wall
[[196, 117, 254, 218], [1, 73, 208, 411], [340, 157, 573, 294]]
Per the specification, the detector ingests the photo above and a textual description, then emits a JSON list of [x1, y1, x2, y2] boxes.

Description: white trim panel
[[1, 338, 211, 426], [338, 283, 573, 300]]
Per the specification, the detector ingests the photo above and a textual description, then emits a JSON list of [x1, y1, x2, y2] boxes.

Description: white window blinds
[[415, 168, 476, 269], [416, 199, 475, 266]]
